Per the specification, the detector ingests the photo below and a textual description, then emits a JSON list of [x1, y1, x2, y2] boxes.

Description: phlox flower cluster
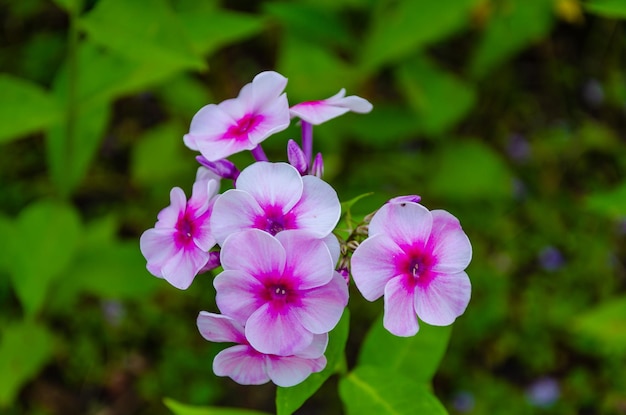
[[140, 71, 472, 387]]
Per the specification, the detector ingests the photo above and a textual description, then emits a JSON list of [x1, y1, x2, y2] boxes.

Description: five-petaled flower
[[214, 229, 348, 356], [197, 312, 327, 387], [184, 71, 290, 162], [210, 161, 341, 245], [351, 200, 472, 337], [139, 168, 219, 290]]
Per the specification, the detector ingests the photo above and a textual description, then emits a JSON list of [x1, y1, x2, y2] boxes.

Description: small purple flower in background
[[197, 312, 327, 387], [582, 78, 604, 108], [210, 161, 341, 245], [526, 377, 560, 408], [506, 133, 531, 163], [451, 390, 475, 413], [139, 168, 220, 289], [289, 88, 373, 125], [538, 246, 565, 272], [184, 71, 290, 162], [214, 229, 348, 356], [351, 200, 472, 336]]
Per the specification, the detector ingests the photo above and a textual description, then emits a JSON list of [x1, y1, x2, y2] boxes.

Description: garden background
[[1, 0, 626, 414]]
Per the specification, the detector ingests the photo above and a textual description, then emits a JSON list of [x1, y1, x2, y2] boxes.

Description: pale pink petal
[[383, 275, 419, 337], [415, 271, 471, 326], [248, 93, 290, 144], [368, 202, 432, 250], [139, 228, 178, 277], [155, 187, 186, 228], [214, 270, 266, 325], [195, 134, 256, 162], [266, 355, 327, 387], [197, 311, 246, 344], [323, 233, 341, 267], [235, 162, 303, 213], [275, 231, 334, 289], [219, 229, 286, 276], [248, 71, 289, 111], [211, 190, 265, 245], [195, 166, 221, 183], [333, 95, 373, 113], [288, 175, 341, 237], [213, 345, 270, 385], [351, 234, 404, 301], [427, 210, 472, 273], [245, 304, 314, 356], [161, 246, 209, 290], [289, 101, 350, 125], [295, 333, 328, 359], [296, 273, 348, 334]]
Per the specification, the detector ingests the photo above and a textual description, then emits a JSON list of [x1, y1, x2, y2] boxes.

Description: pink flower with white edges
[[197, 312, 327, 387], [214, 229, 348, 356], [351, 201, 472, 337], [139, 168, 220, 290], [184, 71, 290, 161], [289, 88, 373, 125], [210, 161, 341, 245]]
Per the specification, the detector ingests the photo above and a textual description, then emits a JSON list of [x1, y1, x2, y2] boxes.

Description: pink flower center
[[225, 113, 264, 141], [175, 211, 196, 247], [254, 206, 297, 236]]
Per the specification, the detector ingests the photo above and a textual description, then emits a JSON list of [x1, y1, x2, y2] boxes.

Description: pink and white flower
[[214, 229, 348, 356], [139, 168, 220, 290], [210, 162, 341, 245], [197, 312, 327, 387], [184, 71, 290, 161], [351, 201, 472, 337], [289, 88, 373, 125]]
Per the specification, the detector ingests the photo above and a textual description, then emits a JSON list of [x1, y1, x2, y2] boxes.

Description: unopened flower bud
[[388, 195, 421, 205], [196, 156, 240, 181], [311, 152, 324, 178], [287, 139, 308, 175]]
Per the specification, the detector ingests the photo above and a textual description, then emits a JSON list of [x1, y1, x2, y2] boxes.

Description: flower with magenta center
[[214, 229, 348, 356], [210, 161, 341, 245], [197, 312, 327, 387], [183, 71, 290, 162], [139, 168, 219, 290], [351, 200, 472, 336], [290, 88, 373, 125]]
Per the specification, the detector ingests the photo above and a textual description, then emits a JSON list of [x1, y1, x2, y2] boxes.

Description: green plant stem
[[63, 5, 79, 198]]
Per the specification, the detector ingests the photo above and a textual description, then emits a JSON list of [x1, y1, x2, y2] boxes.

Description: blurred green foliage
[[1, 0, 626, 414]]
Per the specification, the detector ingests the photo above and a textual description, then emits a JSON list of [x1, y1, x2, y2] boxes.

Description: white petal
[[415, 271, 471, 326]]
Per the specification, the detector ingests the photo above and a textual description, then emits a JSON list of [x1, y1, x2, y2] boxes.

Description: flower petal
[[290, 101, 350, 125], [288, 175, 341, 237], [296, 272, 349, 334], [333, 95, 373, 113], [383, 275, 419, 337], [155, 187, 186, 228], [369, 202, 433, 250], [139, 228, 178, 277], [428, 210, 472, 273], [248, 71, 289, 112], [351, 234, 404, 301], [161, 245, 209, 290], [211, 189, 265, 245], [323, 233, 341, 267], [266, 355, 327, 387], [275, 230, 334, 289], [197, 311, 246, 344], [245, 304, 314, 356], [213, 345, 270, 385], [214, 270, 266, 325], [235, 162, 303, 213], [415, 271, 471, 326], [219, 229, 286, 276], [296, 333, 328, 359]]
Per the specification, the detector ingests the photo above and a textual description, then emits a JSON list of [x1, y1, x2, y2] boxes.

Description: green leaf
[[360, 0, 479, 73], [396, 56, 476, 136], [571, 296, 626, 356], [278, 35, 357, 101], [584, 0, 626, 18], [263, 2, 353, 48], [178, 6, 266, 56], [0, 74, 62, 143], [339, 366, 448, 415], [341, 193, 374, 215], [164, 397, 271, 415], [0, 321, 55, 407], [0, 214, 14, 273], [358, 315, 452, 383], [585, 181, 626, 219], [131, 122, 191, 187], [156, 74, 214, 118], [468, 0, 554, 79], [9, 201, 82, 317], [46, 101, 110, 196], [427, 140, 513, 200], [276, 310, 350, 415], [79, 0, 205, 71]]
